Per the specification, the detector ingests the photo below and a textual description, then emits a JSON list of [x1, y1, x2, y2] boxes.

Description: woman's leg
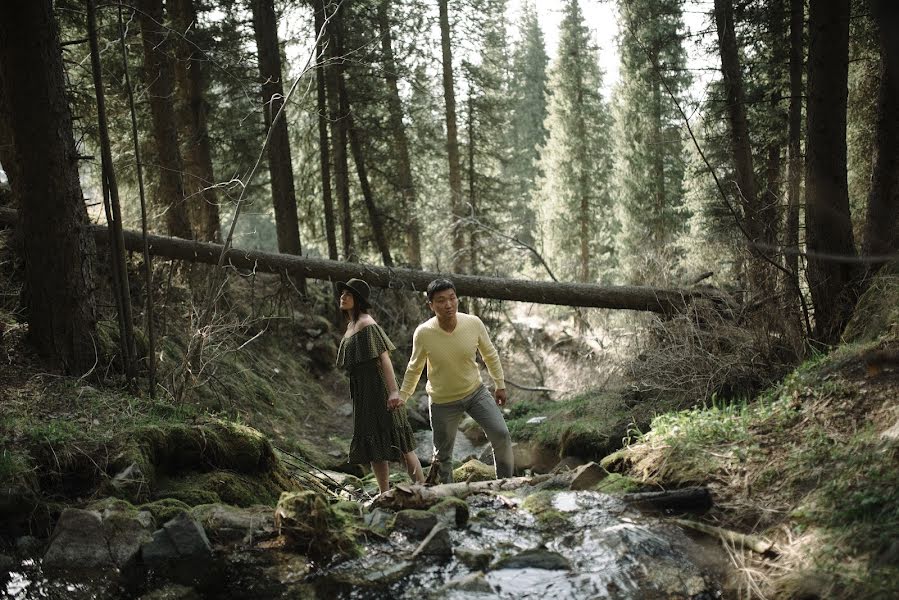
[[403, 451, 425, 484], [371, 461, 390, 494]]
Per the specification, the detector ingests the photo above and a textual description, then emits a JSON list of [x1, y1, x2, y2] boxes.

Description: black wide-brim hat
[[337, 278, 372, 308]]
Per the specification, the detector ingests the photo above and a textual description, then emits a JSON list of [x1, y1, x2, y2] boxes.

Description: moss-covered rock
[[140, 498, 191, 524], [453, 459, 494, 482], [274, 491, 358, 561], [428, 496, 469, 528], [520, 491, 568, 528]]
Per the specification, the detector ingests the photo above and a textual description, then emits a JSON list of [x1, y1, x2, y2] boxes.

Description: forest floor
[[2, 216, 898, 598]]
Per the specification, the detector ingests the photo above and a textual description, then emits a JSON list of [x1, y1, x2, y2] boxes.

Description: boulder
[[393, 509, 438, 539], [191, 504, 276, 545], [453, 459, 494, 483], [411, 523, 453, 558], [455, 548, 492, 571], [142, 512, 213, 568], [363, 508, 394, 537], [569, 462, 608, 491], [43, 509, 114, 571], [428, 496, 470, 529]]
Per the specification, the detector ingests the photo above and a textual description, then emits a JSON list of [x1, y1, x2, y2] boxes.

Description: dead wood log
[[622, 487, 713, 513], [0, 207, 727, 312], [371, 475, 554, 511], [671, 518, 777, 555]]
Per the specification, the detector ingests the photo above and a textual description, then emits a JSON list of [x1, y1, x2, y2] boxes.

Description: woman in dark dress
[[335, 279, 424, 494]]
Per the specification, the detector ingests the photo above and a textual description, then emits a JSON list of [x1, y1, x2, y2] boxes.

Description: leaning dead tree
[[0, 208, 728, 313]]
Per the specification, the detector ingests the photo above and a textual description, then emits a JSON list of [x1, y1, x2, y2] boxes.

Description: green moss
[[593, 472, 640, 494], [453, 459, 494, 482], [140, 498, 191, 523], [428, 496, 469, 528], [520, 491, 569, 528], [276, 491, 359, 560]]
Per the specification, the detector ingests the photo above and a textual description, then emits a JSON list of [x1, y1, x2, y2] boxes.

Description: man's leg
[[429, 398, 467, 483], [465, 386, 514, 479]]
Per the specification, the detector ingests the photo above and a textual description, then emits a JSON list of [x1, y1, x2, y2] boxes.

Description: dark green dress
[[336, 323, 416, 463]]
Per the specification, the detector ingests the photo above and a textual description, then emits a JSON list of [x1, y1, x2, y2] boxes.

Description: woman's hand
[[387, 390, 403, 411]]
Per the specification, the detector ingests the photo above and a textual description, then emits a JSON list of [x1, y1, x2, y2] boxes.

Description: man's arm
[[398, 327, 427, 402], [475, 317, 505, 392]]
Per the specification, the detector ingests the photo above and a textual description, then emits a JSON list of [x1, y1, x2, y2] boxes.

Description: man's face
[[428, 288, 458, 320]]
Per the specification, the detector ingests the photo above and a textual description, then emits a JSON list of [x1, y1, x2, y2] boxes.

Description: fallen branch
[[372, 475, 555, 510], [671, 517, 777, 555], [622, 486, 713, 513]]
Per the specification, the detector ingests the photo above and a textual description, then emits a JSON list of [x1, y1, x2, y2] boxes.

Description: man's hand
[[494, 388, 507, 406], [387, 391, 403, 411]]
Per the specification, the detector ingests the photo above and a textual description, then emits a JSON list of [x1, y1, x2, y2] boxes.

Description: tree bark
[[322, 2, 353, 260], [714, 0, 770, 297], [251, 0, 304, 261], [0, 97, 20, 209], [313, 0, 338, 261], [347, 116, 393, 267], [378, 0, 422, 267], [0, 1, 98, 374], [438, 0, 466, 272], [171, 0, 221, 243], [785, 0, 803, 314], [805, 0, 859, 344], [861, 6, 899, 274], [138, 0, 193, 240], [0, 207, 727, 313]]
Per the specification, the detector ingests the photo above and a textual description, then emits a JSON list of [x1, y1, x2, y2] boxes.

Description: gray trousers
[[429, 385, 514, 483]]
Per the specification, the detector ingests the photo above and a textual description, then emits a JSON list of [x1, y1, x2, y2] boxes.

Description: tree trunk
[[251, 0, 304, 264], [346, 112, 393, 267], [323, 3, 353, 260], [714, 0, 770, 297], [0, 1, 98, 374], [861, 6, 899, 274], [805, 0, 859, 344], [785, 0, 803, 311], [171, 0, 221, 243], [377, 0, 421, 267], [313, 0, 338, 261], [0, 207, 728, 313], [138, 0, 193, 240], [438, 0, 466, 272], [0, 100, 20, 208]]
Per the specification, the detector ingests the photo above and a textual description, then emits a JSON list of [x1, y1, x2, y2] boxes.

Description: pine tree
[[507, 0, 549, 248], [535, 0, 616, 283], [614, 0, 691, 285]]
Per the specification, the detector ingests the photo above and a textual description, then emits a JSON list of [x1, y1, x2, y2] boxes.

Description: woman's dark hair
[[342, 290, 369, 323], [426, 278, 456, 302]]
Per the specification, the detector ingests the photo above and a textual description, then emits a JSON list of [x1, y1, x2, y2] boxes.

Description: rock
[[512, 441, 559, 474], [428, 497, 469, 528], [393, 510, 438, 539], [441, 571, 494, 593], [363, 508, 394, 536], [338, 403, 353, 418], [164, 511, 214, 558], [455, 548, 492, 571], [330, 560, 415, 586], [191, 504, 276, 545], [550, 456, 587, 473], [569, 462, 608, 491], [453, 459, 494, 482], [275, 491, 356, 560], [493, 548, 571, 570], [0, 554, 16, 578], [15, 535, 43, 555], [411, 523, 453, 558], [137, 583, 202, 600], [103, 509, 155, 568], [43, 509, 115, 571], [460, 417, 487, 445], [405, 406, 430, 431]]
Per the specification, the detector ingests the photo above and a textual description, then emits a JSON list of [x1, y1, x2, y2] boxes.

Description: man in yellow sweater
[[397, 278, 513, 483]]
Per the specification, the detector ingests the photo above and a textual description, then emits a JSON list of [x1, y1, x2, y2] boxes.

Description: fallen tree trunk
[[372, 475, 555, 511], [0, 207, 722, 312], [670, 518, 776, 555]]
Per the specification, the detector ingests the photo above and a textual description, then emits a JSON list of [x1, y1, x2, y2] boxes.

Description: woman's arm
[[379, 351, 403, 409]]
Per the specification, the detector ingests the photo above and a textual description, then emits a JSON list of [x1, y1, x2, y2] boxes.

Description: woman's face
[[339, 290, 355, 312]]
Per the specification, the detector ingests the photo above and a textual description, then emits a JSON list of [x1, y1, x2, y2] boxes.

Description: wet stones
[[393, 509, 438, 539], [43, 507, 155, 572], [456, 548, 493, 571], [411, 523, 453, 558], [492, 548, 571, 571], [569, 462, 608, 490]]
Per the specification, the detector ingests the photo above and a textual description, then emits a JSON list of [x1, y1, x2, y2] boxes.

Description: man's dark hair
[[426, 278, 456, 302]]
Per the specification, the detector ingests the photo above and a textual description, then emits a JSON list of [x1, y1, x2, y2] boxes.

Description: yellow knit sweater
[[399, 312, 505, 404]]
